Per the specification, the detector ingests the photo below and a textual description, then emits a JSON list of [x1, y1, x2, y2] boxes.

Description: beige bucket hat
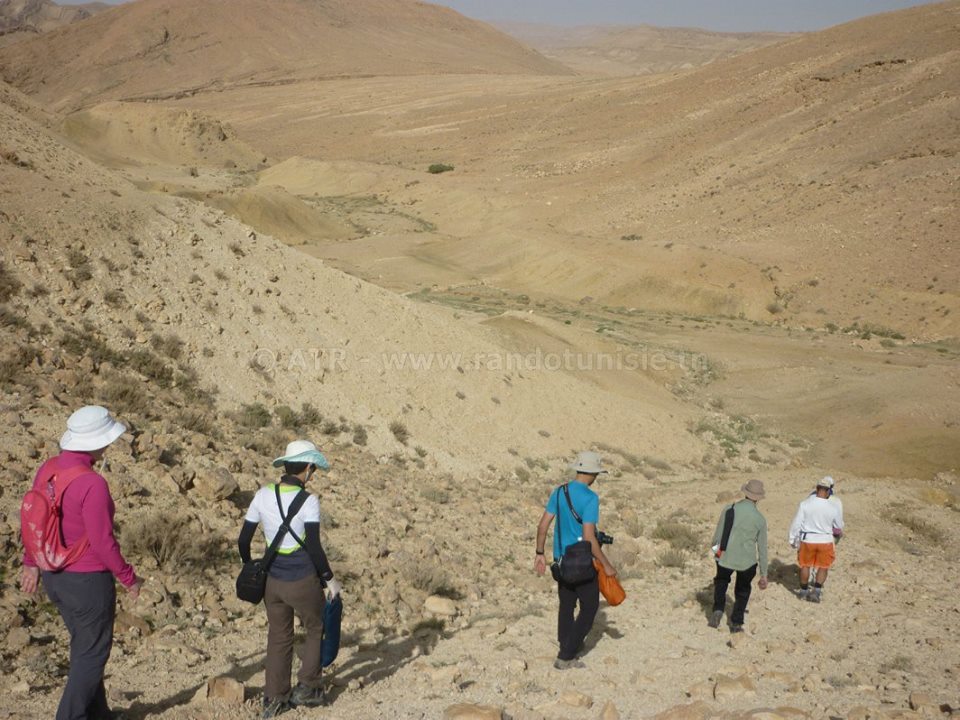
[[741, 479, 766, 501], [570, 451, 608, 475]]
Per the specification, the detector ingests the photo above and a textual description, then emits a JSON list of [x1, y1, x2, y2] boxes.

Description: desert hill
[[0, 0, 104, 47], [170, 0, 959, 343], [0, 0, 570, 111], [495, 21, 794, 77]]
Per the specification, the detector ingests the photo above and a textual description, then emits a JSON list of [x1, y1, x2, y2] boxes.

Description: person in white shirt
[[788, 476, 844, 603], [238, 439, 342, 717]]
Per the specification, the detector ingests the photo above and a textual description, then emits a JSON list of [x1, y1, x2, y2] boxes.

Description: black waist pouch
[[553, 540, 596, 585]]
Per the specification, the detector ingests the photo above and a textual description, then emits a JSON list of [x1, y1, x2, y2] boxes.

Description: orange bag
[[593, 560, 626, 606]]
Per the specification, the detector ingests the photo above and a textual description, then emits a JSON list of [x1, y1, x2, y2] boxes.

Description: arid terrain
[[0, 0, 957, 718]]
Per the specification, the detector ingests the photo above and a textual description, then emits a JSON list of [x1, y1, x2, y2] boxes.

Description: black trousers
[[712, 563, 757, 626], [556, 576, 599, 660], [42, 571, 116, 720]]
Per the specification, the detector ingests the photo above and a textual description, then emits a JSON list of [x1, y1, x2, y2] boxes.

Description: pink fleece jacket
[[22, 451, 137, 587]]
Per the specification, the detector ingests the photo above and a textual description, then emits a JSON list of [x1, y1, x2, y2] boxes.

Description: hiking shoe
[[262, 698, 289, 719], [290, 684, 326, 708], [729, 624, 744, 634], [708, 610, 724, 629], [553, 658, 586, 670], [796, 587, 809, 600], [807, 589, 822, 604]]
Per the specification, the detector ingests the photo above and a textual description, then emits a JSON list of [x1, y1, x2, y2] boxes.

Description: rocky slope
[[0, 0, 570, 110]]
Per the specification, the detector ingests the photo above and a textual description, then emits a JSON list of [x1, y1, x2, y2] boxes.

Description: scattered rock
[[560, 691, 593, 708], [653, 701, 712, 720], [5, 627, 30, 652], [194, 466, 238, 500], [205, 676, 244, 705], [443, 703, 503, 720], [424, 595, 458, 617], [599, 700, 620, 720], [714, 674, 757, 700], [908, 692, 935, 711], [115, 610, 152, 636]]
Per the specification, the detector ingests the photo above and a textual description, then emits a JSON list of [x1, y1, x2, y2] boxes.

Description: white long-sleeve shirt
[[789, 495, 844, 546]]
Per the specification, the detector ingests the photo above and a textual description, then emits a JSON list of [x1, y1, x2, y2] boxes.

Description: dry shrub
[[0, 262, 22, 302], [403, 557, 453, 595], [420, 487, 450, 504], [177, 409, 215, 436], [389, 420, 409, 445], [652, 520, 700, 552], [150, 332, 185, 360], [237, 402, 271, 429], [121, 513, 225, 572], [100, 374, 146, 414], [656, 548, 686, 569]]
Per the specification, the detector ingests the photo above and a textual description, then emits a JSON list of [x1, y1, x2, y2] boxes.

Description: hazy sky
[[59, 0, 937, 32]]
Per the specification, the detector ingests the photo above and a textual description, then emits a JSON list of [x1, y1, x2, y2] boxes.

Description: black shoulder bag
[[713, 504, 736, 561], [236, 485, 309, 604], [549, 483, 598, 585]]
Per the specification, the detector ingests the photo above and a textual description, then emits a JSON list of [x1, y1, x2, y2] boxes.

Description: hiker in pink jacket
[[20, 405, 144, 720]]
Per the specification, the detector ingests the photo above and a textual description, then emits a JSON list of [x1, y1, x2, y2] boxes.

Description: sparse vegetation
[[150, 332, 185, 360], [121, 512, 225, 572], [237, 402, 272, 429], [66, 248, 92, 283], [103, 289, 125, 308], [421, 487, 450, 504], [389, 420, 410, 445], [427, 163, 454, 174], [351, 423, 368, 446], [656, 548, 686, 569], [652, 520, 700, 552], [0, 262, 22, 302]]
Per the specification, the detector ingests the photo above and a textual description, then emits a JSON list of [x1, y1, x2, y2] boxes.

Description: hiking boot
[[807, 588, 822, 603], [261, 698, 289, 719], [290, 684, 326, 708], [553, 658, 586, 670], [708, 610, 724, 629], [796, 587, 809, 600], [729, 624, 744, 634]]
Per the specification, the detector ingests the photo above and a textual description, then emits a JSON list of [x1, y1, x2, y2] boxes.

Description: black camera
[[597, 531, 614, 546]]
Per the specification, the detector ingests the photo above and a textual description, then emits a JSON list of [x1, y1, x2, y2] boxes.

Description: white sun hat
[[816, 476, 835, 489], [272, 439, 329, 469], [59, 405, 126, 452], [569, 451, 608, 475]]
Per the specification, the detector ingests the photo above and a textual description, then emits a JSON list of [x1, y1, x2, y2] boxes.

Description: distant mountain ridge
[[0, 0, 105, 43], [0, 0, 571, 110], [495, 21, 794, 76]]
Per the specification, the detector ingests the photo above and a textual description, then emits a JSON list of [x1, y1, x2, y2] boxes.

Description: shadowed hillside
[[0, 0, 570, 110]]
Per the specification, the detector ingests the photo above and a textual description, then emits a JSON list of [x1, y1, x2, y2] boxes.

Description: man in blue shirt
[[534, 451, 617, 669]]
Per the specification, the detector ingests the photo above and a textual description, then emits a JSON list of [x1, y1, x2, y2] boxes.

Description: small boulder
[[442, 703, 502, 720], [653, 701, 712, 720], [714, 673, 757, 700], [424, 595, 458, 617], [908, 692, 935, 712], [560, 691, 593, 708], [205, 676, 244, 705], [599, 700, 620, 720], [194, 467, 238, 501]]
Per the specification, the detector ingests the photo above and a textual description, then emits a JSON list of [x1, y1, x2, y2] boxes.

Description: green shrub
[[427, 163, 454, 175], [237, 402, 272, 429], [652, 520, 700, 552]]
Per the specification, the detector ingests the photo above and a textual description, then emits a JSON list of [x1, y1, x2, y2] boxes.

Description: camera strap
[[562, 483, 584, 525]]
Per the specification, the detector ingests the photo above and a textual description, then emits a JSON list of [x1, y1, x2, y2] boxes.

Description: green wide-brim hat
[[272, 439, 329, 469]]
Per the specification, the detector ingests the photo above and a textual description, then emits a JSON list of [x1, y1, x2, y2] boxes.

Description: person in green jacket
[[708, 479, 769, 633]]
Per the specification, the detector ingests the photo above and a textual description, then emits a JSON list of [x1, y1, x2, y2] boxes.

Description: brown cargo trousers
[[264, 574, 326, 700]]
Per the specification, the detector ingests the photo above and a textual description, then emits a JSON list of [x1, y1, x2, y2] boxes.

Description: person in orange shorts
[[788, 476, 844, 603]]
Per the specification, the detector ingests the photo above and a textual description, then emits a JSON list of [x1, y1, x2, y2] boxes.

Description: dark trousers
[[713, 563, 757, 626], [556, 576, 599, 660], [42, 571, 116, 720], [264, 574, 326, 700]]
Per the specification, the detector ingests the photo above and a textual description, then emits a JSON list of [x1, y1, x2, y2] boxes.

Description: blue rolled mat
[[321, 594, 342, 668]]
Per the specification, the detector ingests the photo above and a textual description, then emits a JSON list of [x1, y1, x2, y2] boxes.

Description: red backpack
[[20, 464, 90, 571]]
